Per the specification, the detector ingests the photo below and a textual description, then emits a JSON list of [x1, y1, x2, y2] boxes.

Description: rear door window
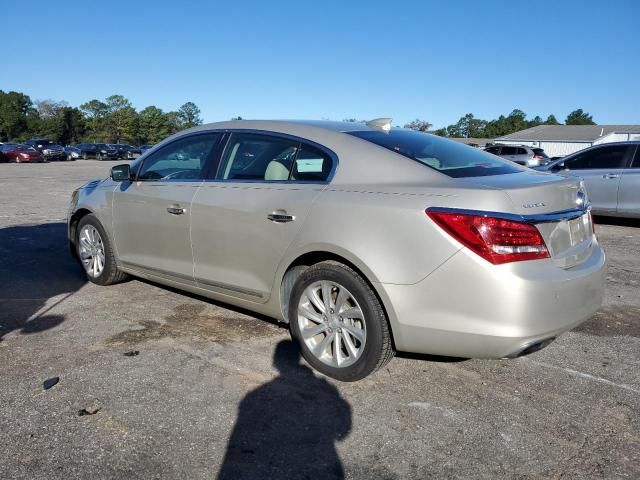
[[292, 145, 333, 181], [565, 145, 632, 170], [500, 146, 517, 155], [516, 147, 528, 155], [220, 133, 299, 181], [217, 133, 333, 182]]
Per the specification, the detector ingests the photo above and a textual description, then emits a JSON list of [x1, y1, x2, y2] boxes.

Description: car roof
[[187, 119, 381, 135]]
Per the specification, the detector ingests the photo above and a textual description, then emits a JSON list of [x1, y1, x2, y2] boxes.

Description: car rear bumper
[[379, 240, 606, 359]]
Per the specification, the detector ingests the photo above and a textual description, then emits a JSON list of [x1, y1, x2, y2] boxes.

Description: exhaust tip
[[504, 337, 556, 359]]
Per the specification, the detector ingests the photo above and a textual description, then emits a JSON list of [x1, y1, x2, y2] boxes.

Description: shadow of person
[[218, 340, 352, 480], [0, 222, 86, 341]]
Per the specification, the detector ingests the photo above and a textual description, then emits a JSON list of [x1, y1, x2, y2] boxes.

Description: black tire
[[76, 214, 128, 286], [289, 261, 394, 381], [82, 152, 88, 160]]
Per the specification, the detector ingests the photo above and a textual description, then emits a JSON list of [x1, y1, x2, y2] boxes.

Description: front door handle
[[267, 210, 295, 223], [602, 173, 619, 179], [166, 205, 186, 215]]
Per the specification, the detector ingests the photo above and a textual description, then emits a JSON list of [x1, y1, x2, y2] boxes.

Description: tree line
[[0, 90, 204, 145], [402, 108, 596, 137]]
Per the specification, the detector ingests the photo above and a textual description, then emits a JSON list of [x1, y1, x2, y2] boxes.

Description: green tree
[[444, 113, 488, 138], [59, 107, 86, 145], [177, 102, 202, 129], [404, 119, 432, 132], [544, 114, 560, 125], [138, 106, 172, 144], [0, 90, 33, 141], [565, 109, 595, 125], [104, 95, 136, 143], [80, 99, 108, 141]]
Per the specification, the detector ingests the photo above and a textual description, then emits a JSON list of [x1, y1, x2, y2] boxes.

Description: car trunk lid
[[460, 171, 593, 268]]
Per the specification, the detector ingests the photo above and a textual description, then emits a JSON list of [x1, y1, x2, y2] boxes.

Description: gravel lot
[[1, 160, 638, 479]]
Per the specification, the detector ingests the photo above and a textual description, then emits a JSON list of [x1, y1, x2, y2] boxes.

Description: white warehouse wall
[[594, 132, 640, 145]]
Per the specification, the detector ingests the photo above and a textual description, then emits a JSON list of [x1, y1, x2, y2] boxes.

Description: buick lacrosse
[[68, 119, 606, 381]]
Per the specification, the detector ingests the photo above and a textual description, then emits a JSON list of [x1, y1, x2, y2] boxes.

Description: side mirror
[[550, 161, 565, 172], [111, 164, 131, 182]]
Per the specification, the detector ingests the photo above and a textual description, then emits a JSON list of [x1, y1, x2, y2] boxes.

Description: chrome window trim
[[426, 204, 591, 224]]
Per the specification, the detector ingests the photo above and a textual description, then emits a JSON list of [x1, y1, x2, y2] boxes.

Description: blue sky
[[2, 0, 639, 128]]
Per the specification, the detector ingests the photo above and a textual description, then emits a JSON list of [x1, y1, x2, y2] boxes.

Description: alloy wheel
[[78, 225, 106, 278], [297, 281, 366, 368]]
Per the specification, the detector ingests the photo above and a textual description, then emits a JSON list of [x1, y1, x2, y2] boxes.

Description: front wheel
[[289, 261, 394, 381], [76, 214, 128, 285]]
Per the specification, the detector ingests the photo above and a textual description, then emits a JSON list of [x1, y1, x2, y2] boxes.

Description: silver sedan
[[67, 119, 606, 381]]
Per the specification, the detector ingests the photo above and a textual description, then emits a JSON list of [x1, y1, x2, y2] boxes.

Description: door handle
[[267, 210, 295, 223], [166, 205, 186, 215], [602, 173, 619, 179]]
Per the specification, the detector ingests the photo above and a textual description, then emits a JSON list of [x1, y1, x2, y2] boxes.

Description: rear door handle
[[602, 173, 619, 179], [166, 205, 186, 215], [267, 210, 295, 223]]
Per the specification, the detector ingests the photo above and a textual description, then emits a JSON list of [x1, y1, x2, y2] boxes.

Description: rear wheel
[[289, 261, 394, 381], [76, 214, 128, 285]]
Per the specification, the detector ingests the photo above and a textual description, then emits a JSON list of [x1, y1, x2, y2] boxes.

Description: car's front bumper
[[43, 152, 66, 160], [379, 240, 606, 359]]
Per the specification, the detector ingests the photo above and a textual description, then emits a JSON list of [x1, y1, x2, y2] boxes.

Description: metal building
[[495, 125, 640, 157]]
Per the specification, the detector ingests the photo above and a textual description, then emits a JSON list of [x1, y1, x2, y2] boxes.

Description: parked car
[[75, 143, 119, 160], [0, 142, 17, 162], [1, 143, 45, 163], [76, 143, 97, 159], [108, 144, 136, 159], [68, 120, 605, 381], [94, 143, 119, 160], [485, 145, 550, 167], [65, 146, 81, 161], [126, 146, 143, 159], [24, 138, 65, 161], [535, 141, 640, 218]]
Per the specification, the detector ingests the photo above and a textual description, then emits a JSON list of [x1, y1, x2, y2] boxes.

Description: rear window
[[348, 130, 521, 178]]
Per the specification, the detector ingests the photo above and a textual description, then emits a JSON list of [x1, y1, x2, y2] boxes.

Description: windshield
[[348, 130, 521, 178]]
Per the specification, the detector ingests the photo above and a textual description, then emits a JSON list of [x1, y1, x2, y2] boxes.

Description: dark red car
[[0, 143, 45, 163]]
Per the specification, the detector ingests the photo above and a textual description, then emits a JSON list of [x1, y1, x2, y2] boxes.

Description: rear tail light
[[426, 209, 549, 264]]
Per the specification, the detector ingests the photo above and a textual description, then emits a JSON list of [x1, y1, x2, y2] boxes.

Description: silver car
[[67, 120, 606, 381], [485, 144, 550, 167], [537, 142, 640, 218]]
